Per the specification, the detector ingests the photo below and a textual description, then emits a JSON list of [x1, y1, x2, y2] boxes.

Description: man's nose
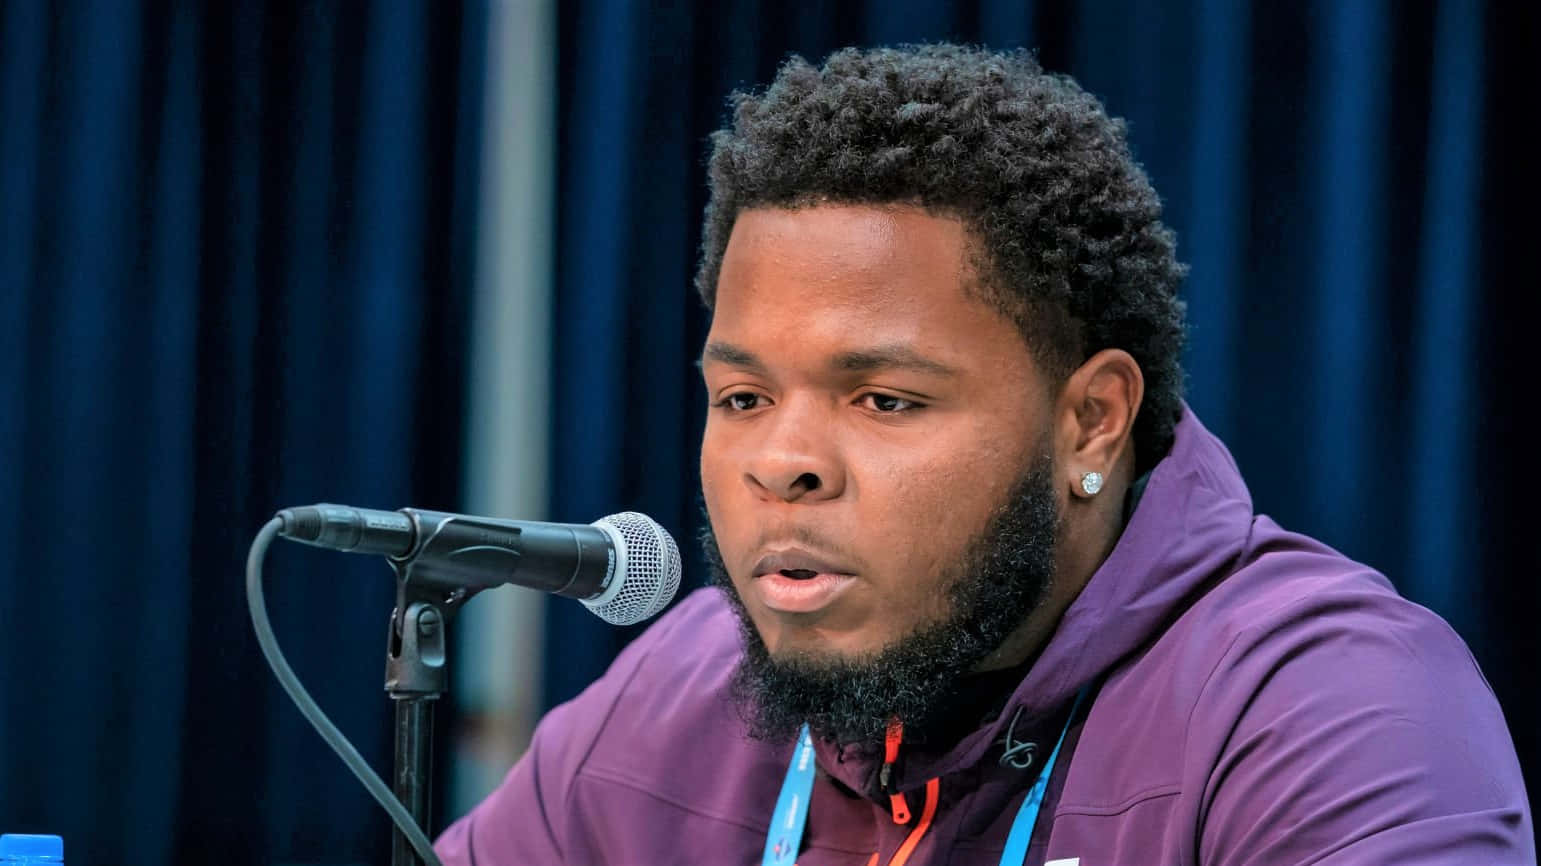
[[743, 397, 845, 503]]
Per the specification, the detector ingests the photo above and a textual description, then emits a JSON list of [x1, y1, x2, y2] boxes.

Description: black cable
[[246, 518, 444, 866]]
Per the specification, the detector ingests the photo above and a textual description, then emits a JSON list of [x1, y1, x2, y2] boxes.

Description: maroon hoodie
[[436, 410, 1534, 864]]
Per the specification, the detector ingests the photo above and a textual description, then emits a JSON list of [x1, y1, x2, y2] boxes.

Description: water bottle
[[0, 835, 63, 864]]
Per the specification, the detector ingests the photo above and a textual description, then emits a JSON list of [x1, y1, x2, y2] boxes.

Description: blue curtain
[[0, 3, 486, 863], [547, 0, 1537, 815]]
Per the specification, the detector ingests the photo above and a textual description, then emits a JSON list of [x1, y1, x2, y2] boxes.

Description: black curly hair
[[695, 44, 1188, 473]]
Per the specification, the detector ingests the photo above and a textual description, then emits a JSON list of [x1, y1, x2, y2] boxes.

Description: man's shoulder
[[618, 584, 744, 677], [566, 585, 743, 715], [434, 591, 775, 861], [1160, 518, 1518, 801], [1190, 517, 1475, 674], [553, 586, 784, 830], [1106, 517, 1497, 763], [1176, 524, 1532, 859], [1069, 520, 1531, 862]]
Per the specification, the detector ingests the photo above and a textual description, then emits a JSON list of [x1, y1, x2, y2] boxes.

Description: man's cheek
[[699, 467, 731, 533]]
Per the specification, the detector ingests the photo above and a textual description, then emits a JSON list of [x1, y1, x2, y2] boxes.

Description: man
[[437, 44, 1533, 865]]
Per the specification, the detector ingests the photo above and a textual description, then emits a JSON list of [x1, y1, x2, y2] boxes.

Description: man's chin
[[754, 629, 894, 667]]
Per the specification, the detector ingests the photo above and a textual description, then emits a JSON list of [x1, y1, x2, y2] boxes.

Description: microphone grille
[[581, 512, 681, 625]]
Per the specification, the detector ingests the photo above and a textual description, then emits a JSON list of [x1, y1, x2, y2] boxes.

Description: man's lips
[[751, 549, 856, 578], [749, 548, 857, 614]]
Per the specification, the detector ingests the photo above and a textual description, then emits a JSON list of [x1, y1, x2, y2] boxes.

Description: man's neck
[[906, 652, 1040, 749]]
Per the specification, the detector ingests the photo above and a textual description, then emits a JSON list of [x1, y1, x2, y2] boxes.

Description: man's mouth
[[749, 549, 858, 613]]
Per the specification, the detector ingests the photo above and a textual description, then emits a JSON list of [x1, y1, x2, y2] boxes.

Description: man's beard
[[702, 449, 1061, 750]]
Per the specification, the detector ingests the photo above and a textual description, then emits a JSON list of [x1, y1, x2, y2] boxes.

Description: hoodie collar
[[813, 404, 1257, 795]]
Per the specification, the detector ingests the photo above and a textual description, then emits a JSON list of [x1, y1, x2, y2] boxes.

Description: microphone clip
[[384, 598, 449, 699]]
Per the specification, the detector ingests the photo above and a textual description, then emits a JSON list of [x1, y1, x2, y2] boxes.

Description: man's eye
[[717, 392, 763, 411], [860, 393, 921, 413]]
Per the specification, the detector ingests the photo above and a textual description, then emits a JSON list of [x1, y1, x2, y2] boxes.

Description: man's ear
[[1055, 349, 1144, 499]]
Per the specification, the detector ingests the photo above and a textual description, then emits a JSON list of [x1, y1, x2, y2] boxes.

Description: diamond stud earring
[[1080, 471, 1104, 496]]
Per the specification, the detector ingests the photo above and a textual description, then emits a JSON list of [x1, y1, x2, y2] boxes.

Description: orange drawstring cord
[[886, 777, 940, 866], [877, 719, 940, 866], [882, 719, 910, 823]]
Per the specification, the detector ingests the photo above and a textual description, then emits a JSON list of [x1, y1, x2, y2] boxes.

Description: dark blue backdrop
[[546, 0, 1538, 820], [3, 2, 1536, 863], [1, 2, 485, 863]]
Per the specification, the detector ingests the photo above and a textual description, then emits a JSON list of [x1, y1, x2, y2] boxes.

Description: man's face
[[700, 205, 1055, 666]]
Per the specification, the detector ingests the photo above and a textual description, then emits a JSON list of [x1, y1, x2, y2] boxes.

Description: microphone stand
[[384, 572, 469, 866]]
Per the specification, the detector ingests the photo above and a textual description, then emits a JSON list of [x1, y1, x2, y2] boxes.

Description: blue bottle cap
[[0, 835, 63, 860]]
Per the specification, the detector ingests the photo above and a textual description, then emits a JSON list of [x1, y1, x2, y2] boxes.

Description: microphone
[[273, 503, 681, 625]]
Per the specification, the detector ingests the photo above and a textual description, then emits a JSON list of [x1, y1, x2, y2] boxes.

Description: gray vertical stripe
[[449, 0, 556, 820]]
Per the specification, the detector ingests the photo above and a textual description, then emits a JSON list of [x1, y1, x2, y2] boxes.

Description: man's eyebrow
[[700, 341, 767, 371], [699, 341, 959, 377], [831, 345, 959, 377]]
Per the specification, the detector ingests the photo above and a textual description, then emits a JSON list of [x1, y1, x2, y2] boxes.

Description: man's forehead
[[725, 204, 964, 256], [716, 207, 971, 300]]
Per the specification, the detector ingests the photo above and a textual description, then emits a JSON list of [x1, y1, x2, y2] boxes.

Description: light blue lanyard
[[762, 724, 818, 866], [761, 686, 1089, 866]]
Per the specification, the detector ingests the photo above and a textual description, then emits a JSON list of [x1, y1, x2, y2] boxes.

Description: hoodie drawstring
[[877, 719, 941, 866], [882, 719, 911, 823], [887, 777, 939, 866]]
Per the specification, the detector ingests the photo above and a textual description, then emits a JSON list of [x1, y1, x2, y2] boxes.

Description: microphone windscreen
[[581, 512, 681, 625]]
